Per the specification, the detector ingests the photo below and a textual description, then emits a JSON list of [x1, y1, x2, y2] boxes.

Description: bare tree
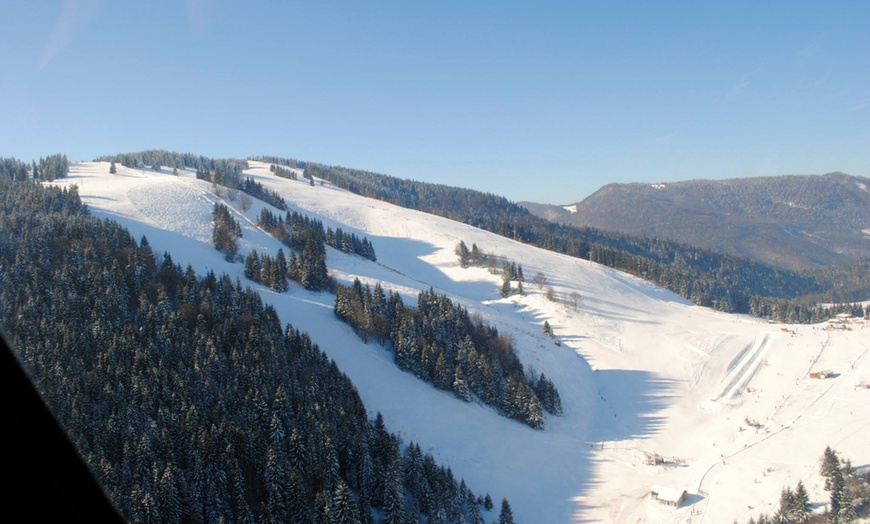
[[533, 272, 547, 289], [545, 286, 555, 302], [569, 291, 581, 310], [487, 254, 498, 274], [240, 194, 252, 213]]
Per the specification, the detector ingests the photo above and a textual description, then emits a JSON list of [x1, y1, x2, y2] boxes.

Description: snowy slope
[[54, 162, 870, 523]]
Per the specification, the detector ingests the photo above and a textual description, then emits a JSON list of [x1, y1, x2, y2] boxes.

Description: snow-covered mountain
[[54, 161, 870, 523], [521, 173, 870, 271]]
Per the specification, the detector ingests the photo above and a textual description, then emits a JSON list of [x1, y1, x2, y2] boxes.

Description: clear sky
[[2, 1, 868, 204]]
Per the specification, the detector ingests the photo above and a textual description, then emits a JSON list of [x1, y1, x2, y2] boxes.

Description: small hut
[[650, 485, 687, 507]]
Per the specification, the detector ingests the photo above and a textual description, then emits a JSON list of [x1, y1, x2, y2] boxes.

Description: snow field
[[53, 162, 870, 523]]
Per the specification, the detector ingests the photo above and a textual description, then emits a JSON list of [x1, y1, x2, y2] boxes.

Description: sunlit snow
[[53, 162, 870, 523]]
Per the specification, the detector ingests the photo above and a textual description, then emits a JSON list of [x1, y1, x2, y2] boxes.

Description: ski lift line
[[695, 334, 845, 522]]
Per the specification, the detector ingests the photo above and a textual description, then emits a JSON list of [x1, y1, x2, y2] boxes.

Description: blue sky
[[2, 1, 868, 203]]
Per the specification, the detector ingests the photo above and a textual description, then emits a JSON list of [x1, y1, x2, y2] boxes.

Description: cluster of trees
[[244, 248, 289, 292], [743, 447, 869, 523], [334, 280, 562, 428], [277, 159, 868, 324], [240, 177, 287, 211], [747, 298, 866, 325], [454, 240, 484, 268], [96, 149, 249, 175], [256, 208, 332, 291], [818, 447, 867, 522], [327, 226, 378, 262], [256, 155, 303, 169], [270, 164, 298, 180], [455, 241, 527, 298], [212, 203, 242, 261], [30, 153, 70, 181], [0, 179, 504, 523], [498, 259, 526, 298], [0, 157, 29, 181], [255, 207, 377, 290]]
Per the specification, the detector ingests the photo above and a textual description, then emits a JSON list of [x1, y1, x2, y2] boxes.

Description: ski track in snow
[[51, 162, 870, 524]]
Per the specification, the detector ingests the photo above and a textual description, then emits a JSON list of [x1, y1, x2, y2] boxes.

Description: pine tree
[[500, 279, 512, 298], [821, 447, 842, 491], [274, 249, 289, 292], [793, 481, 811, 522], [330, 480, 360, 524], [455, 241, 470, 268], [498, 498, 515, 524], [109, 161, 117, 174], [244, 250, 261, 281], [778, 487, 795, 522], [470, 243, 481, 265], [452, 366, 472, 402], [381, 460, 404, 524], [543, 321, 553, 337]]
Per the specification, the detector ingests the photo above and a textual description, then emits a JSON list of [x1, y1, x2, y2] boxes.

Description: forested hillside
[[256, 157, 870, 322], [522, 173, 870, 271], [0, 179, 496, 523], [335, 281, 562, 429]]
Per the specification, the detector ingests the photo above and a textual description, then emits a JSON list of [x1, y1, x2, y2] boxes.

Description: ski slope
[[54, 162, 870, 523]]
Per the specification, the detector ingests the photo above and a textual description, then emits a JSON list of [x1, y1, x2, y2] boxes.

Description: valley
[[50, 161, 869, 523]]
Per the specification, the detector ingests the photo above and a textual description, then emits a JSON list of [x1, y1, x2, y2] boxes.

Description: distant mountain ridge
[[521, 173, 870, 271]]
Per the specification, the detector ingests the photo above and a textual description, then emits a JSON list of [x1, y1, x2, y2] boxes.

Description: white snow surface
[[54, 162, 870, 523]]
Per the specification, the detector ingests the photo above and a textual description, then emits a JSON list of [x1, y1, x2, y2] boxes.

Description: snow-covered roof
[[651, 485, 686, 504]]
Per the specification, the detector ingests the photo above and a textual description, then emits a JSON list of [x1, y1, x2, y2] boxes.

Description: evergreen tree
[[500, 279, 512, 298], [244, 250, 261, 281], [109, 161, 117, 174], [470, 243, 482, 265], [498, 498, 515, 524], [455, 241, 471, 268], [212, 203, 241, 260], [452, 367, 472, 402], [821, 447, 842, 491], [778, 487, 795, 522], [543, 321, 553, 337], [330, 481, 360, 524], [793, 481, 811, 522]]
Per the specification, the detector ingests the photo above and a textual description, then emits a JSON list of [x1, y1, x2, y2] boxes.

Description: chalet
[[809, 370, 835, 379], [650, 485, 687, 507]]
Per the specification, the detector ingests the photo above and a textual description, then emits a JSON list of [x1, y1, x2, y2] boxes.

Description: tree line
[[269, 158, 868, 324], [334, 280, 562, 428], [0, 178, 504, 523], [253, 207, 377, 293], [0, 154, 69, 181], [741, 447, 869, 523]]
